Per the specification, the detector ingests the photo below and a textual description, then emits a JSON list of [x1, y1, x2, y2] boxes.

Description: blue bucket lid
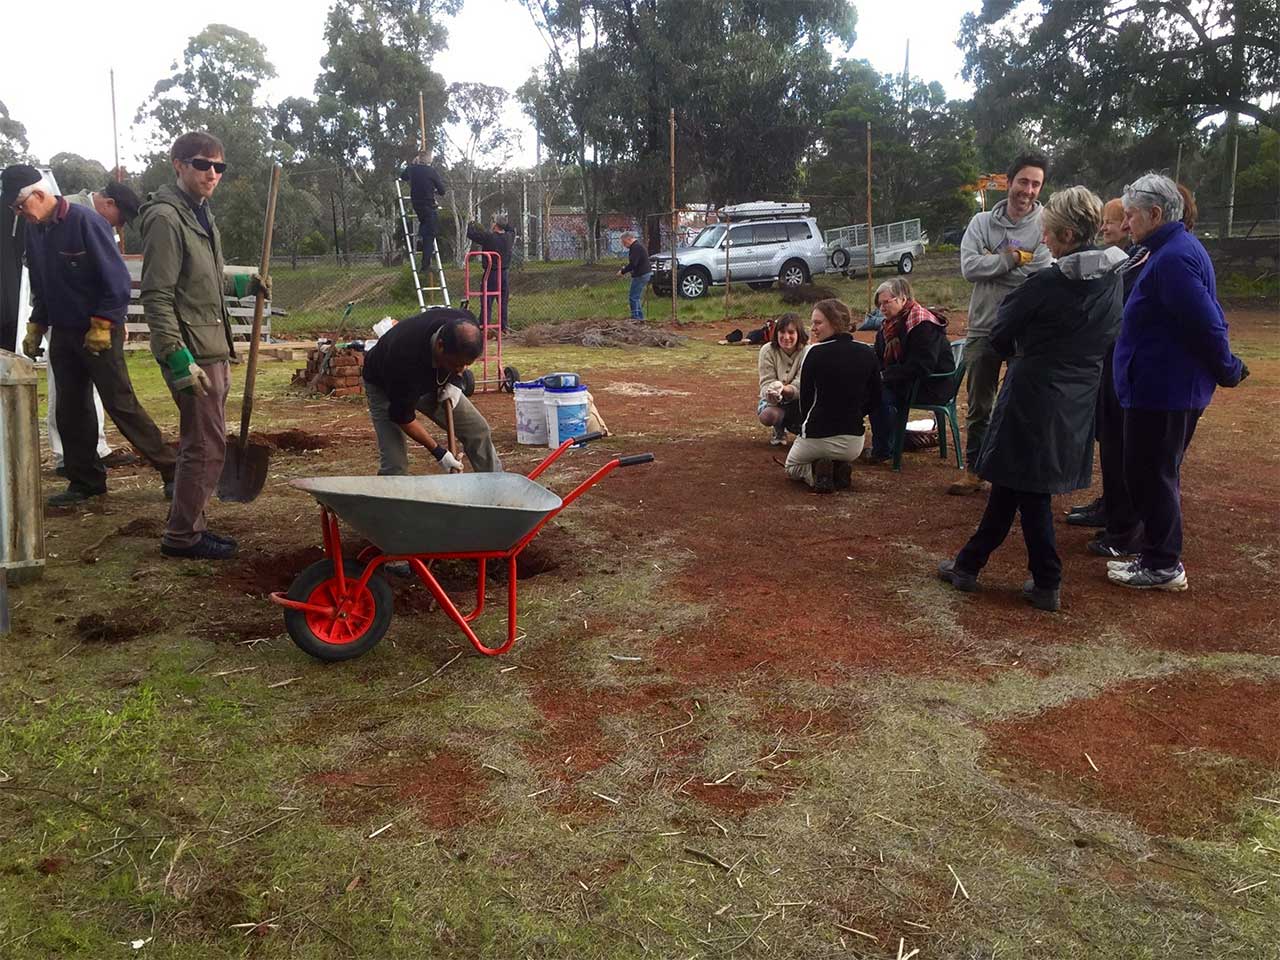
[[544, 383, 588, 394], [513, 380, 544, 390]]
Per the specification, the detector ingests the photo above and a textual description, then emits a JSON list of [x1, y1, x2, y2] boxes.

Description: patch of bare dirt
[[310, 748, 485, 830], [75, 611, 161, 644]]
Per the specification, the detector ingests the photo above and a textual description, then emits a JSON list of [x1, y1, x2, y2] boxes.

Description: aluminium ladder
[[395, 180, 451, 309]]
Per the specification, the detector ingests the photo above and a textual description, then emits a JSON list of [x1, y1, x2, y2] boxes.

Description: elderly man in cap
[[467, 217, 514, 333], [3, 164, 176, 507]]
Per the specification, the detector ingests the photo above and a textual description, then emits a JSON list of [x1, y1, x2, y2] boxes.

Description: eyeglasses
[[181, 158, 228, 174], [8, 192, 34, 214], [1123, 183, 1163, 199]]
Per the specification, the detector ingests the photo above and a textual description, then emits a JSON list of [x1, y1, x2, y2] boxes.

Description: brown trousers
[[162, 360, 230, 547], [49, 324, 177, 495]]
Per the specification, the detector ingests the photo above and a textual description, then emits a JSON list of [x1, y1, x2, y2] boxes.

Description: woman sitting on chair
[[756, 313, 809, 445], [867, 278, 954, 462]]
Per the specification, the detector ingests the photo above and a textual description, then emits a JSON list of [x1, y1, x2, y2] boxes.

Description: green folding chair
[[891, 340, 967, 471]]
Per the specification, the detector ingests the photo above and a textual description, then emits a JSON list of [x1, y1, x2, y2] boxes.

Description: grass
[[5, 324, 1278, 958]]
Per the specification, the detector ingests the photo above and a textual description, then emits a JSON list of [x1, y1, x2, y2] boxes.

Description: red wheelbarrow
[[269, 433, 652, 661]]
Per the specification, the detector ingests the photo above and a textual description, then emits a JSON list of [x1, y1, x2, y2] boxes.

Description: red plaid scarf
[[882, 300, 945, 366]]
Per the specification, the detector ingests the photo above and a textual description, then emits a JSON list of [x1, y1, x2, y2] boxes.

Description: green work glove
[[21, 322, 46, 360], [166, 346, 212, 398]]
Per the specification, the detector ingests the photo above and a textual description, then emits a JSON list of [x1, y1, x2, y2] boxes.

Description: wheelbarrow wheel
[[283, 559, 393, 662]]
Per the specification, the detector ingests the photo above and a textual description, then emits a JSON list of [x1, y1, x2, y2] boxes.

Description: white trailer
[[825, 218, 925, 275]]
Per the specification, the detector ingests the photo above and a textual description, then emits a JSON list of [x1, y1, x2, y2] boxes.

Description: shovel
[[443, 398, 463, 474], [217, 163, 281, 503]]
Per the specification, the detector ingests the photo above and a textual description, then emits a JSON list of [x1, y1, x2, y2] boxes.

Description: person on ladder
[[467, 217, 514, 333], [399, 150, 446, 277]]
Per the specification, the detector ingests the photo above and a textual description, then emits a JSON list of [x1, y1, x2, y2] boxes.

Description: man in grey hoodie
[[950, 152, 1051, 495]]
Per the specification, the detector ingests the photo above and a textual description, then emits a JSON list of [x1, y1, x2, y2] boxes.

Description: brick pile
[[293, 345, 366, 398]]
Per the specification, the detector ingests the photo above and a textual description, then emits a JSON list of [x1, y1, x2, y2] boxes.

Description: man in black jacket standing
[[618, 231, 651, 320], [399, 151, 446, 274], [785, 298, 881, 493], [467, 218, 514, 332]]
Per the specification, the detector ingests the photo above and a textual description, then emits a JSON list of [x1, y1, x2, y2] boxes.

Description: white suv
[[650, 202, 829, 299]]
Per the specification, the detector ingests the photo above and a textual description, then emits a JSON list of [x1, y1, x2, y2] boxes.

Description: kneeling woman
[[868, 277, 955, 461], [937, 186, 1125, 611], [757, 313, 808, 444], [785, 299, 880, 493]]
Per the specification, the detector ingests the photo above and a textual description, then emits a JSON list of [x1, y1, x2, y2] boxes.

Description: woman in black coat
[[937, 186, 1126, 611]]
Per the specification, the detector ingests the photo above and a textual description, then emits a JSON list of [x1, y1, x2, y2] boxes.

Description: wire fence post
[[670, 107, 677, 323], [866, 121, 874, 314]]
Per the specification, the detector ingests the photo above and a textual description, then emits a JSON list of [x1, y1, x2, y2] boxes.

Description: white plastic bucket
[[514, 381, 548, 445], [544, 384, 589, 448]]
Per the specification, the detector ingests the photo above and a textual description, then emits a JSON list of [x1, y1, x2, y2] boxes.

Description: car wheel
[[830, 248, 850, 270], [898, 253, 914, 275], [678, 267, 710, 299], [747, 280, 774, 291], [779, 259, 809, 289]]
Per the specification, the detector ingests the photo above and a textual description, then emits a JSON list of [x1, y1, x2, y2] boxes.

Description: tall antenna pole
[[866, 122, 874, 313], [901, 39, 910, 116], [110, 69, 121, 182]]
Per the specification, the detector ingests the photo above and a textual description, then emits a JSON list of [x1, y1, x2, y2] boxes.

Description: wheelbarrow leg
[[411, 558, 518, 656]]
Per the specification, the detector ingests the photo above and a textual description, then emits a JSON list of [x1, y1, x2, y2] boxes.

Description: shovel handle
[[238, 163, 281, 449], [444, 398, 462, 473]]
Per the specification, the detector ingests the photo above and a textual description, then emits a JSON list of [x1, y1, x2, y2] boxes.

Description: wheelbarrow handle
[[572, 431, 605, 446], [617, 453, 654, 467]]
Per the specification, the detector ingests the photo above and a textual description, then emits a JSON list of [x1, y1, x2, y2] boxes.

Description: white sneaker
[[769, 430, 786, 446], [1108, 562, 1188, 591], [1106, 558, 1141, 572]]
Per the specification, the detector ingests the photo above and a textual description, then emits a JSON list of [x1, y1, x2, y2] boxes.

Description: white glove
[[439, 450, 463, 472], [438, 383, 463, 408], [173, 362, 212, 398]]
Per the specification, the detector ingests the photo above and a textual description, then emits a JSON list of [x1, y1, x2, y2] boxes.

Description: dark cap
[[102, 181, 142, 224], [1, 164, 43, 207]]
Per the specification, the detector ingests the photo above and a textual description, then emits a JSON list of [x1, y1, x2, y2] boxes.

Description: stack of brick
[[293, 346, 366, 398]]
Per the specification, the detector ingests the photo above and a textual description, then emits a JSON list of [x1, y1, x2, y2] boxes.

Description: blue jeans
[[629, 273, 652, 319], [869, 388, 901, 458]]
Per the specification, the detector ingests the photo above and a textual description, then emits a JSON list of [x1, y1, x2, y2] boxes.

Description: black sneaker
[[937, 559, 978, 592], [100, 449, 140, 468], [161, 533, 238, 560], [1066, 496, 1102, 517], [833, 461, 853, 490], [1022, 579, 1061, 612], [55, 465, 68, 478], [1086, 537, 1139, 559], [812, 459, 834, 494], [163, 480, 175, 501], [47, 486, 106, 508], [1065, 501, 1106, 527], [204, 531, 238, 550]]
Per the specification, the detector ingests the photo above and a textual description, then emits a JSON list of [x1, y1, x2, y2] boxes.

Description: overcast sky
[[1, 0, 979, 171]]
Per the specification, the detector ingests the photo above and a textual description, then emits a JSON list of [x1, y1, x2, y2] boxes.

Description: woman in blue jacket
[[1106, 173, 1248, 591]]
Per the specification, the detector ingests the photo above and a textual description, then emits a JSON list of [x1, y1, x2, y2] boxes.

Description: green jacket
[[138, 183, 234, 364]]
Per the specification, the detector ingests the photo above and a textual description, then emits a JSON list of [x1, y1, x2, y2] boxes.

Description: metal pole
[[110, 69, 121, 182], [418, 91, 427, 153], [866, 122, 874, 313], [670, 107, 677, 322], [1174, 142, 1183, 183], [1225, 117, 1239, 238], [522, 174, 529, 260]]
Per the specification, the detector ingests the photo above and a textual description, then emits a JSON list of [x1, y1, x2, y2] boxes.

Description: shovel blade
[[217, 443, 271, 503]]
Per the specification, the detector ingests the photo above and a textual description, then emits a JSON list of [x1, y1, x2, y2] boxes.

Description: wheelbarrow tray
[[291, 474, 562, 555]]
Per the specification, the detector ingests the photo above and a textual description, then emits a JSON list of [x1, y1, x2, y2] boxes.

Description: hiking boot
[[1086, 537, 1139, 559], [46, 486, 106, 508], [937, 559, 978, 592], [1022, 578, 1061, 612], [812, 459, 834, 494], [947, 470, 987, 496], [833, 461, 853, 490], [1108, 562, 1188, 591], [161, 533, 238, 561], [100, 448, 140, 468]]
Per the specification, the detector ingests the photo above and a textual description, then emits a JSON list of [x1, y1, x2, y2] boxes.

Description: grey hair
[[620, 231, 636, 241], [874, 277, 914, 304], [1122, 173, 1183, 225], [1042, 185, 1104, 246]]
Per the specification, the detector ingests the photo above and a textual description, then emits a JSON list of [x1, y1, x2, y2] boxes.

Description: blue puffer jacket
[[25, 197, 131, 332], [1113, 221, 1243, 411]]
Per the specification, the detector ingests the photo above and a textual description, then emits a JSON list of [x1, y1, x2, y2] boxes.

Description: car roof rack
[[719, 201, 811, 222]]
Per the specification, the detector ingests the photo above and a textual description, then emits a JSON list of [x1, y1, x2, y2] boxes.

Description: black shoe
[[1022, 578, 1061, 612], [812, 459, 834, 494], [1065, 500, 1106, 527], [55, 465, 68, 478], [937, 559, 978, 592], [163, 480, 175, 501], [161, 533, 238, 560], [100, 449, 140, 468], [47, 486, 106, 508], [833, 461, 853, 490], [204, 530, 238, 550], [865, 450, 892, 465], [1066, 496, 1103, 517], [1086, 537, 1139, 559]]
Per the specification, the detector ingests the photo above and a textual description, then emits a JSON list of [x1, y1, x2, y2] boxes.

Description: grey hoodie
[[959, 198, 1052, 337]]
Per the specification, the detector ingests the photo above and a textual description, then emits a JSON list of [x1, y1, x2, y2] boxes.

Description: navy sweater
[[363, 310, 469, 425], [400, 163, 446, 207], [26, 198, 131, 332], [798, 333, 881, 439]]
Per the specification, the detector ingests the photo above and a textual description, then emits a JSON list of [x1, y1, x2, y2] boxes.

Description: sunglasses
[[181, 158, 228, 174]]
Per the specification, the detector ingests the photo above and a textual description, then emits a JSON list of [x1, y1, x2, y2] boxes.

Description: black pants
[[1122, 407, 1201, 570], [955, 483, 1062, 589], [412, 201, 437, 271], [1097, 345, 1140, 541], [49, 324, 176, 495], [483, 269, 510, 331]]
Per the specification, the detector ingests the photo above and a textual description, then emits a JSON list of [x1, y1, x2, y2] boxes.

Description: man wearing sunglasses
[[138, 131, 264, 561], [2, 163, 176, 507]]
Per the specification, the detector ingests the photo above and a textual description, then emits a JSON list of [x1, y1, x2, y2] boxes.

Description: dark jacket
[[466, 223, 513, 277], [874, 315, 956, 404], [400, 162, 446, 207], [362, 309, 469, 425], [1113, 221, 1243, 411], [25, 197, 131, 333], [976, 246, 1125, 494], [621, 241, 650, 276], [138, 183, 233, 363], [797, 332, 880, 439]]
